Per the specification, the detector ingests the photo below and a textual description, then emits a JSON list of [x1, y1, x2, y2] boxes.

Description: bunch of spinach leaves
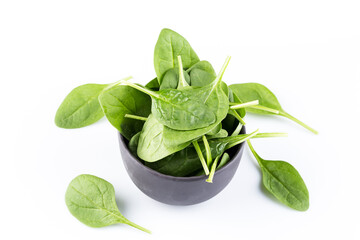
[[56, 28, 317, 212]]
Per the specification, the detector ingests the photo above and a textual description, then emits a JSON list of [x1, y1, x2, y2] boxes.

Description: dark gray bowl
[[118, 127, 246, 206]]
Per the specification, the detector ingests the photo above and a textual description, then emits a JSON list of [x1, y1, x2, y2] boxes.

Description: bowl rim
[[118, 127, 246, 182]]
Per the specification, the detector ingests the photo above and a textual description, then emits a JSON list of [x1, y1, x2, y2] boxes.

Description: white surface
[[1, 1, 360, 239]]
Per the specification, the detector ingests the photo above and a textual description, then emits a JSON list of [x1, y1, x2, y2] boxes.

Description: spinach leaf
[[207, 129, 228, 139], [154, 28, 199, 83], [55, 84, 108, 128], [121, 82, 216, 131], [206, 123, 222, 136], [186, 60, 216, 86], [98, 85, 151, 140], [65, 174, 150, 233], [145, 78, 159, 91], [129, 132, 141, 156], [216, 152, 230, 170], [247, 141, 309, 211], [229, 83, 318, 134], [144, 144, 204, 177]]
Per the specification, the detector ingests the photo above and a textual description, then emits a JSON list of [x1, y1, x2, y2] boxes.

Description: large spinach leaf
[[154, 28, 199, 83]]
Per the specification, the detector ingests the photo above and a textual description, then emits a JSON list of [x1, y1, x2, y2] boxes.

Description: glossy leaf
[[154, 28, 199, 83], [55, 84, 107, 128], [98, 85, 151, 140], [247, 141, 309, 211], [216, 152, 230, 170], [65, 174, 150, 233]]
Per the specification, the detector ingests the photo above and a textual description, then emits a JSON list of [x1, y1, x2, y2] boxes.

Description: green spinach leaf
[[98, 85, 151, 140], [154, 28, 199, 83], [65, 174, 150, 233], [247, 141, 309, 211], [186, 60, 216, 86], [55, 84, 108, 128], [229, 83, 317, 134], [145, 78, 159, 91], [160, 68, 190, 90]]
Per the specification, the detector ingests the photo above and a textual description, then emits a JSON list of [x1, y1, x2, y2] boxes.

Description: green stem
[[206, 156, 220, 183], [202, 135, 212, 167], [252, 132, 288, 138], [230, 100, 259, 110], [280, 111, 318, 134], [102, 76, 133, 92], [204, 56, 231, 102], [124, 114, 148, 121], [231, 110, 246, 125], [177, 56, 189, 89], [247, 105, 280, 114], [192, 140, 210, 175], [246, 140, 262, 167], [123, 218, 151, 234], [226, 129, 259, 149], [231, 122, 243, 136], [121, 81, 160, 99]]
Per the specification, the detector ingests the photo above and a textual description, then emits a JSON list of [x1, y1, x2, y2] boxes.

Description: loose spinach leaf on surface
[[247, 141, 309, 211], [98, 85, 151, 140], [160, 68, 191, 90], [65, 174, 150, 233], [145, 78, 159, 91], [229, 83, 317, 134], [154, 28, 199, 83], [186, 60, 216, 86], [55, 84, 108, 128]]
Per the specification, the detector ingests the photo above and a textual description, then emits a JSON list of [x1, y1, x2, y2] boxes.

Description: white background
[[1, 0, 360, 239]]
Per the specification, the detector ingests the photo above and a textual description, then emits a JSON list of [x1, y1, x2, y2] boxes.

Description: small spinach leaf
[[216, 152, 230, 170], [186, 60, 216, 86], [229, 83, 317, 134], [247, 141, 309, 211], [98, 85, 151, 140], [65, 174, 150, 233], [145, 78, 159, 91], [55, 84, 108, 128], [154, 28, 199, 83]]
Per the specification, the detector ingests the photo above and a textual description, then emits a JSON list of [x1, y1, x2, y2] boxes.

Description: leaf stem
[[206, 156, 220, 183], [226, 129, 259, 149], [246, 140, 262, 166], [252, 132, 288, 138], [123, 218, 151, 234], [202, 135, 212, 167], [231, 110, 246, 125], [102, 76, 133, 92], [124, 114, 148, 121], [204, 56, 231, 102], [230, 100, 259, 110], [192, 140, 210, 175], [247, 105, 280, 114], [177, 56, 189, 89], [280, 111, 318, 134], [231, 122, 243, 136], [121, 81, 160, 99]]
